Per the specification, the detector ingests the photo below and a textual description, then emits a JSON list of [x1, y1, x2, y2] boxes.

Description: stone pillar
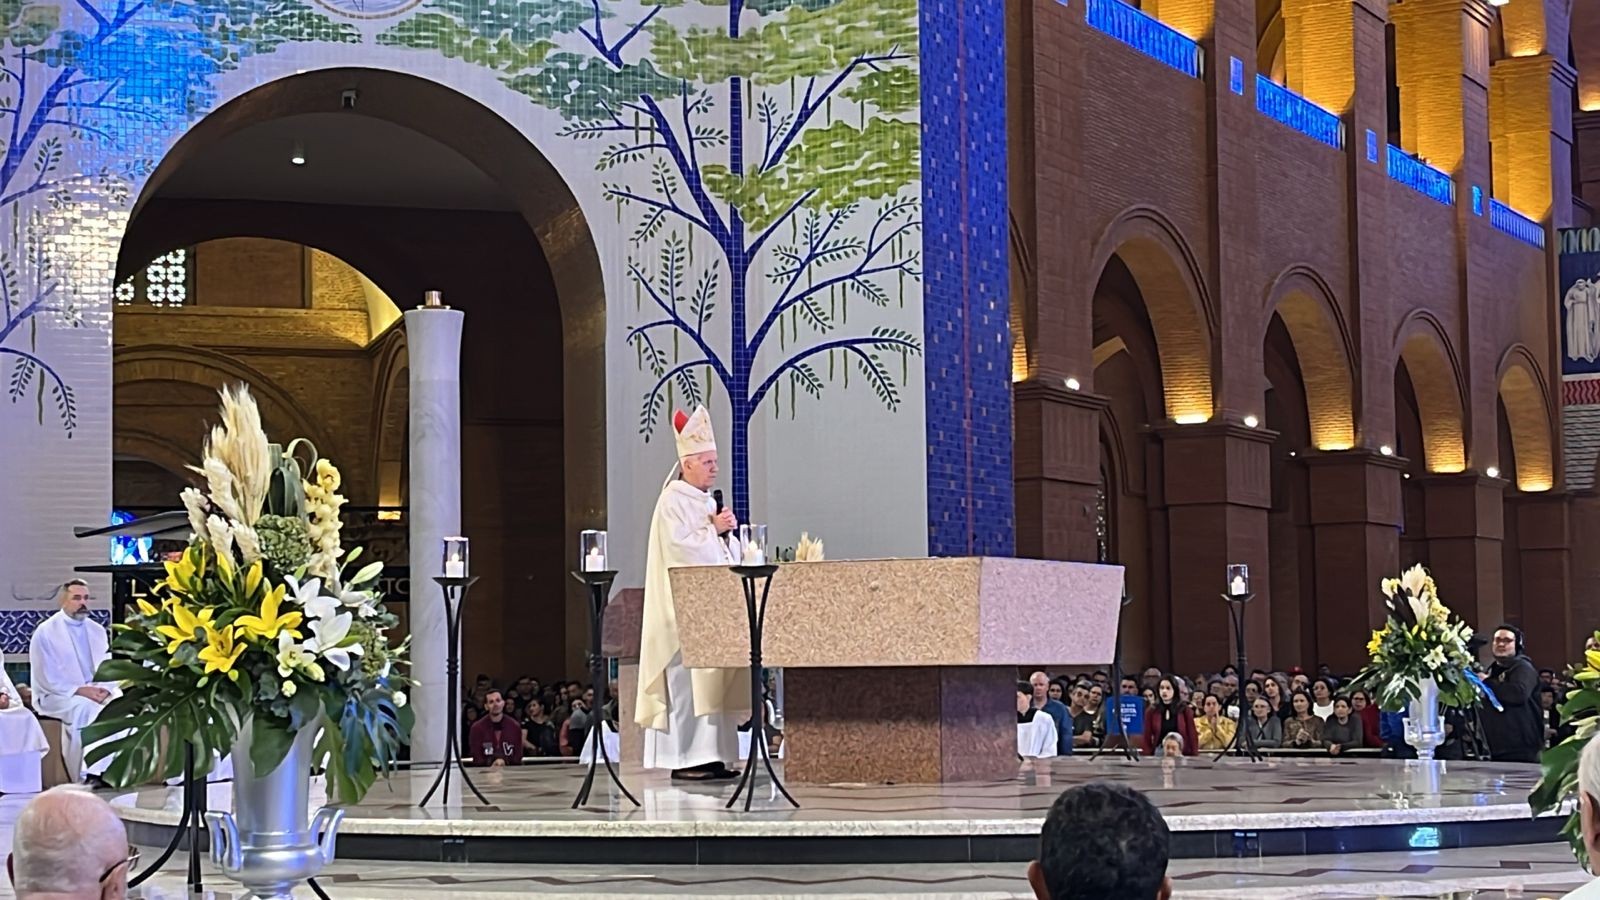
[[1489, 53, 1576, 226], [1511, 493, 1573, 666], [1390, 0, 1493, 176], [1419, 473, 1504, 632], [1303, 450, 1403, 672], [1013, 379, 1107, 562], [1576, 110, 1600, 211], [1282, 0, 1394, 447], [405, 299, 464, 763], [1156, 423, 1275, 672]]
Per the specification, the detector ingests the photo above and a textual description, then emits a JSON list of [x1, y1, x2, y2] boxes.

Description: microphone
[[713, 490, 724, 513]]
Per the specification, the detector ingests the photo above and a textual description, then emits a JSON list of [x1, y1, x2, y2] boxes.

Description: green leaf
[[249, 715, 295, 777]]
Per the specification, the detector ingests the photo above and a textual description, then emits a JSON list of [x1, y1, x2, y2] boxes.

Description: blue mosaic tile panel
[[0, 610, 112, 656], [920, 0, 1013, 558]]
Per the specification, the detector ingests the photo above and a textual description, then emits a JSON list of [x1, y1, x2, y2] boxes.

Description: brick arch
[[1262, 266, 1356, 450], [1393, 311, 1467, 473], [113, 428, 196, 489], [114, 345, 334, 459], [1009, 210, 1033, 382], [1088, 206, 1214, 423], [1497, 345, 1556, 492], [117, 65, 605, 559]]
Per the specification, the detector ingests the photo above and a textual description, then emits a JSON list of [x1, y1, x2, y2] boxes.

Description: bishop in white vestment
[[29, 581, 122, 779], [635, 405, 751, 780]]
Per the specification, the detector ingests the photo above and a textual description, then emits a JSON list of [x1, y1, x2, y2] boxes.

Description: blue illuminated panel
[[1471, 185, 1483, 216], [1229, 57, 1243, 95], [1490, 199, 1546, 249], [1255, 75, 1342, 149], [1386, 145, 1455, 206], [1085, 0, 1203, 79]]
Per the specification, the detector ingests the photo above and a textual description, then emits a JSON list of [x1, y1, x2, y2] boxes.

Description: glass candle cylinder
[[739, 524, 768, 566], [1226, 563, 1249, 598], [580, 530, 608, 573], [443, 536, 469, 579]]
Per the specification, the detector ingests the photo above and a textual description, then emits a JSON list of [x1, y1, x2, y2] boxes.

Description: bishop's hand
[[713, 508, 737, 535]]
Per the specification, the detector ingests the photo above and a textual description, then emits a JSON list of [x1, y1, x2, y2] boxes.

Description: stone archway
[[1263, 265, 1356, 451], [1497, 345, 1556, 493], [1394, 311, 1468, 474], [1087, 206, 1215, 423]]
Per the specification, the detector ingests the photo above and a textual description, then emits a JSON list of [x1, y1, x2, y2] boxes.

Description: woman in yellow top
[[1196, 694, 1237, 751]]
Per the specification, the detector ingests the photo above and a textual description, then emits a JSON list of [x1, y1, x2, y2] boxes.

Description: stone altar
[[670, 557, 1122, 783]]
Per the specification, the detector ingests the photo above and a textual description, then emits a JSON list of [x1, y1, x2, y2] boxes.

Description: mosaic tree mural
[[379, 0, 924, 517], [0, 0, 356, 434]]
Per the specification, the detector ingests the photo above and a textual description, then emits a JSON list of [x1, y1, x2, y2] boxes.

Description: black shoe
[[82, 775, 109, 790], [706, 763, 741, 781]]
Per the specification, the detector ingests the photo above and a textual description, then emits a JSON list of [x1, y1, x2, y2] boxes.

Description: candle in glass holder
[[1226, 563, 1249, 598], [443, 536, 469, 578], [580, 530, 608, 572], [739, 524, 768, 566]]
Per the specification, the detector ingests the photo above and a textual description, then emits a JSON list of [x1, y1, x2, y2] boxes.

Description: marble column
[[406, 301, 464, 763]]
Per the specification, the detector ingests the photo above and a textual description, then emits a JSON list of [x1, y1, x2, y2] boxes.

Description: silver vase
[[205, 719, 344, 900], [1403, 677, 1445, 761]]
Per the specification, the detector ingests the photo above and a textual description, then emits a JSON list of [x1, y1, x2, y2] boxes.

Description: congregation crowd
[[458, 674, 617, 766], [1017, 625, 1565, 763]]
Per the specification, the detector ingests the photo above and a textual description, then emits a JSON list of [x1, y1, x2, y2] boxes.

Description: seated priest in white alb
[[1018, 682, 1059, 759], [635, 405, 749, 782], [28, 580, 122, 784], [0, 648, 47, 794]]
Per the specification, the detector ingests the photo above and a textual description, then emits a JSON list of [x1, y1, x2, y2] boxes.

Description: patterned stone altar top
[[671, 557, 1123, 669]]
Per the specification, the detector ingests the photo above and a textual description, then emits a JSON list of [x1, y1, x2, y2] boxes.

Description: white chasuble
[[635, 479, 750, 770]]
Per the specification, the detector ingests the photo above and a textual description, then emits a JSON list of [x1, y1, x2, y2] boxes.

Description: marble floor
[[0, 773, 1558, 898], [54, 841, 1600, 899], [109, 756, 1548, 837]]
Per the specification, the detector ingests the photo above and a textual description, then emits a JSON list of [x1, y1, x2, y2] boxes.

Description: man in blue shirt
[[1030, 671, 1073, 756]]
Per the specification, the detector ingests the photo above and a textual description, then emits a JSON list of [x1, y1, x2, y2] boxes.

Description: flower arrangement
[[1348, 564, 1480, 711], [83, 385, 411, 803], [1529, 636, 1600, 864]]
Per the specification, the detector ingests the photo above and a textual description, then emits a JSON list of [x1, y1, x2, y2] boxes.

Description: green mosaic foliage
[[376, 13, 554, 71], [646, 0, 917, 87], [376, 0, 591, 51], [702, 117, 918, 231], [843, 65, 917, 114], [0, 0, 57, 49], [504, 51, 684, 121]]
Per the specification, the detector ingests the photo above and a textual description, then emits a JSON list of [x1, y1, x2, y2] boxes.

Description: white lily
[[1406, 593, 1432, 627], [275, 631, 324, 681], [285, 576, 340, 621], [305, 611, 364, 672], [338, 586, 379, 618], [1423, 646, 1448, 671], [393, 690, 407, 708]]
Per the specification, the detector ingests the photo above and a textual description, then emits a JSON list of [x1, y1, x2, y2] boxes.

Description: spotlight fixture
[[1486, 466, 1500, 479], [1065, 377, 1081, 391], [1403, 472, 1411, 479], [1243, 415, 1259, 428], [290, 142, 306, 166], [1288, 450, 1297, 457], [1379, 445, 1393, 456]]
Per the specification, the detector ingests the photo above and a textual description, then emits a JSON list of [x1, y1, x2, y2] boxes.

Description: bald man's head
[[10, 785, 130, 899]]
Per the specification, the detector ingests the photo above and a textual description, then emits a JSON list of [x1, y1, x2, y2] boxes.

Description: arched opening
[[1395, 316, 1468, 474], [1092, 254, 1170, 670], [1263, 313, 1316, 669], [1256, 0, 1286, 85], [114, 68, 605, 687], [1496, 348, 1556, 631], [1088, 210, 1214, 424], [1395, 359, 1430, 570]]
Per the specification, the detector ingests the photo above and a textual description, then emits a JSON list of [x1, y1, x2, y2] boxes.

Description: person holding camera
[[1479, 624, 1543, 763]]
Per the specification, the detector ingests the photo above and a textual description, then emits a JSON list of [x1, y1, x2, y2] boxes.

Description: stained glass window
[[116, 249, 192, 307]]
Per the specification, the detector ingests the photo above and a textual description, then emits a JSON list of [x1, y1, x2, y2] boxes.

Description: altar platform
[[108, 757, 1563, 867]]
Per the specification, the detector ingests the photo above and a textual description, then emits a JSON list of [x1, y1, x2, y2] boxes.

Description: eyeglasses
[[98, 847, 139, 884]]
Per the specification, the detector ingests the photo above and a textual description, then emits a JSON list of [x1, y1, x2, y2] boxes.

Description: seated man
[[1028, 782, 1172, 900], [468, 689, 523, 767], [8, 784, 137, 900], [0, 648, 47, 794], [1018, 682, 1059, 759], [28, 582, 121, 783]]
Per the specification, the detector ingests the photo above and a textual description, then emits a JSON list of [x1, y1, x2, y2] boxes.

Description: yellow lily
[[155, 602, 216, 654], [235, 584, 303, 643], [135, 598, 159, 617], [197, 625, 246, 679], [1585, 648, 1600, 673], [243, 561, 264, 600]]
